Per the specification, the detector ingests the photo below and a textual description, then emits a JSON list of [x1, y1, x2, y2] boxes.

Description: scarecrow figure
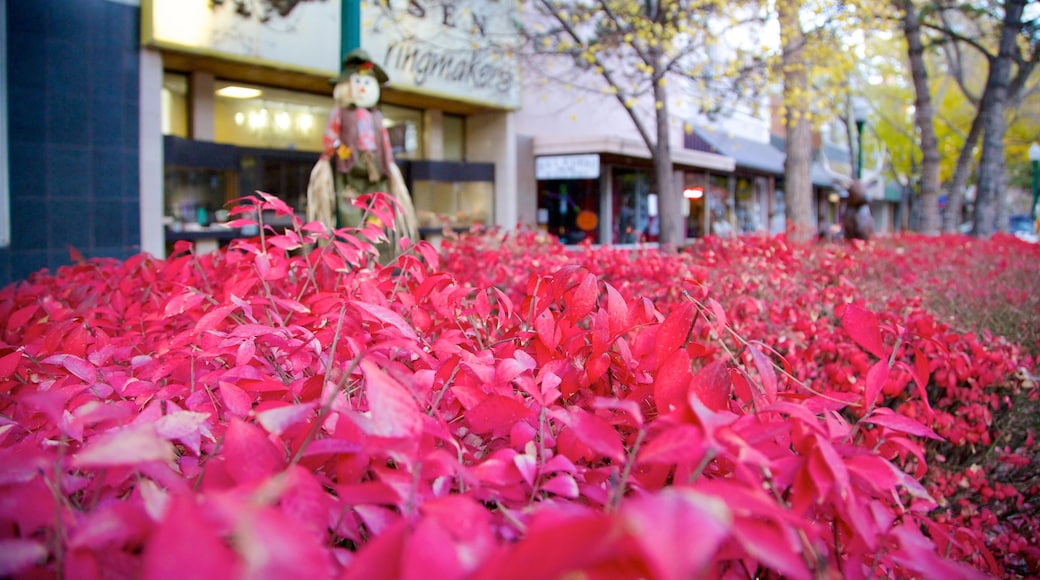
[[307, 48, 417, 247]]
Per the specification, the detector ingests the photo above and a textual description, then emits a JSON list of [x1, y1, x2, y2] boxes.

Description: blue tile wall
[[1, 0, 141, 288]]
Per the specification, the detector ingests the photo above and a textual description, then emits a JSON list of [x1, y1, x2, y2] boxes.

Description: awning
[[533, 134, 735, 173], [690, 128, 785, 175]]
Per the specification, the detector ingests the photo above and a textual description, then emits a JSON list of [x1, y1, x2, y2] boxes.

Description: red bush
[[0, 195, 1033, 578]]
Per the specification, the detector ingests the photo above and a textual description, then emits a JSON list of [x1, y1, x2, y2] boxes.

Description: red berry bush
[[0, 193, 1035, 578]]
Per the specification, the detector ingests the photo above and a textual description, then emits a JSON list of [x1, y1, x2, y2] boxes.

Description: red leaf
[[465, 395, 533, 434], [655, 301, 695, 366], [0, 350, 22, 378], [689, 359, 731, 412], [638, 424, 704, 465], [604, 283, 629, 337], [7, 304, 39, 331], [534, 309, 558, 350], [842, 304, 885, 359], [222, 418, 284, 484], [863, 360, 890, 409], [655, 348, 692, 414], [361, 359, 422, 440], [567, 273, 598, 321], [732, 517, 810, 580], [563, 407, 625, 463], [909, 345, 934, 415]]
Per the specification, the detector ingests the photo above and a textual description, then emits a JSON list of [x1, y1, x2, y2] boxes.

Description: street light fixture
[[1029, 142, 1040, 222], [852, 98, 870, 180]]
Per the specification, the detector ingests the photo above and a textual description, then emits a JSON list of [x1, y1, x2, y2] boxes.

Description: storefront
[[140, 0, 520, 253], [684, 128, 787, 238], [533, 136, 734, 245]]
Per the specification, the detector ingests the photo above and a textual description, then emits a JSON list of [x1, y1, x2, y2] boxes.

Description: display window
[[537, 178, 599, 244], [611, 168, 653, 244]]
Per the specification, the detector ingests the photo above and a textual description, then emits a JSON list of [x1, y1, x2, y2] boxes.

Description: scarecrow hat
[[331, 48, 389, 85]]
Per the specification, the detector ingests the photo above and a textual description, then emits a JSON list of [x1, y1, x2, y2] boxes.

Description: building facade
[[1, 0, 143, 286]]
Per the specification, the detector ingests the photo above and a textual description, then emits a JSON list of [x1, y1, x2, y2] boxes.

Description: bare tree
[[898, 0, 943, 235], [517, 0, 767, 247], [923, 0, 1040, 234]]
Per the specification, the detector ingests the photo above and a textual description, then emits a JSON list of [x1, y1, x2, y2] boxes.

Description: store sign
[[144, 0, 341, 75], [536, 155, 601, 180], [362, 0, 521, 109]]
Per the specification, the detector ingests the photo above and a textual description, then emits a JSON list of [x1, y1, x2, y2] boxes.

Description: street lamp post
[[1029, 142, 1040, 222], [852, 98, 870, 180]]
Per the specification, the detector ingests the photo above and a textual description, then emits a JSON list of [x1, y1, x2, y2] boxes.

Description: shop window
[[164, 166, 238, 228], [683, 173, 709, 239], [735, 176, 760, 233], [612, 168, 652, 244], [538, 179, 600, 244], [161, 73, 189, 138], [381, 104, 423, 159], [443, 114, 465, 162], [213, 81, 330, 152], [708, 174, 734, 237], [401, 161, 494, 234]]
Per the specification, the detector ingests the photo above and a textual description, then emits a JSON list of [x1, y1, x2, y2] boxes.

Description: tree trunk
[[779, 0, 814, 242], [972, 0, 1024, 236], [652, 51, 683, 248], [901, 0, 941, 235], [943, 113, 982, 232]]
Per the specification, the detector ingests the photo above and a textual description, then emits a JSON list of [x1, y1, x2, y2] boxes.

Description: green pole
[[1032, 158, 1038, 222], [341, 0, 360, 57], [855, 119, 865, 180]]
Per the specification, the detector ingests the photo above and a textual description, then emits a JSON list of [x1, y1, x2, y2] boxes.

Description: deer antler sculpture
[[819, 144, 887, 242], [819, 143, 886, 192]]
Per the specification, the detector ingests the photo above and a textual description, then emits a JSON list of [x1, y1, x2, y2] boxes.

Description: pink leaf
[[362, 359, 422, 440], [218, 381, 254, 418], [222, 418, 284, 484], [0, 350, 22, 378], [352, 301, 419, 342], [842, 304, 885, 359], [746, 343, 777, 405], [568, 273, 598, 321], [655, 301, 695, 365], [689, 359, 731, 412], [862, 409, 943, 440], [143, 495, 240, 578], [563, 407, 625, 463], [195, 304, 237, 334], [863, 360, 890, 409], [541, 473, 580, 498], [0, 539, 47, 577], [604, 283, 629, 337], [73, 424, 174, 468], [256, 402, 316, 436], [154, 411, 210, 441], [655, 348, 693, 414], [465, 395, 533, 434], [623, 489, 731, 578], [638, 424, 704, 465]]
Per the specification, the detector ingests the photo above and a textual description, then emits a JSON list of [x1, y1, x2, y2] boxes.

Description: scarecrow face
[[334, 72, 380, 109]]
